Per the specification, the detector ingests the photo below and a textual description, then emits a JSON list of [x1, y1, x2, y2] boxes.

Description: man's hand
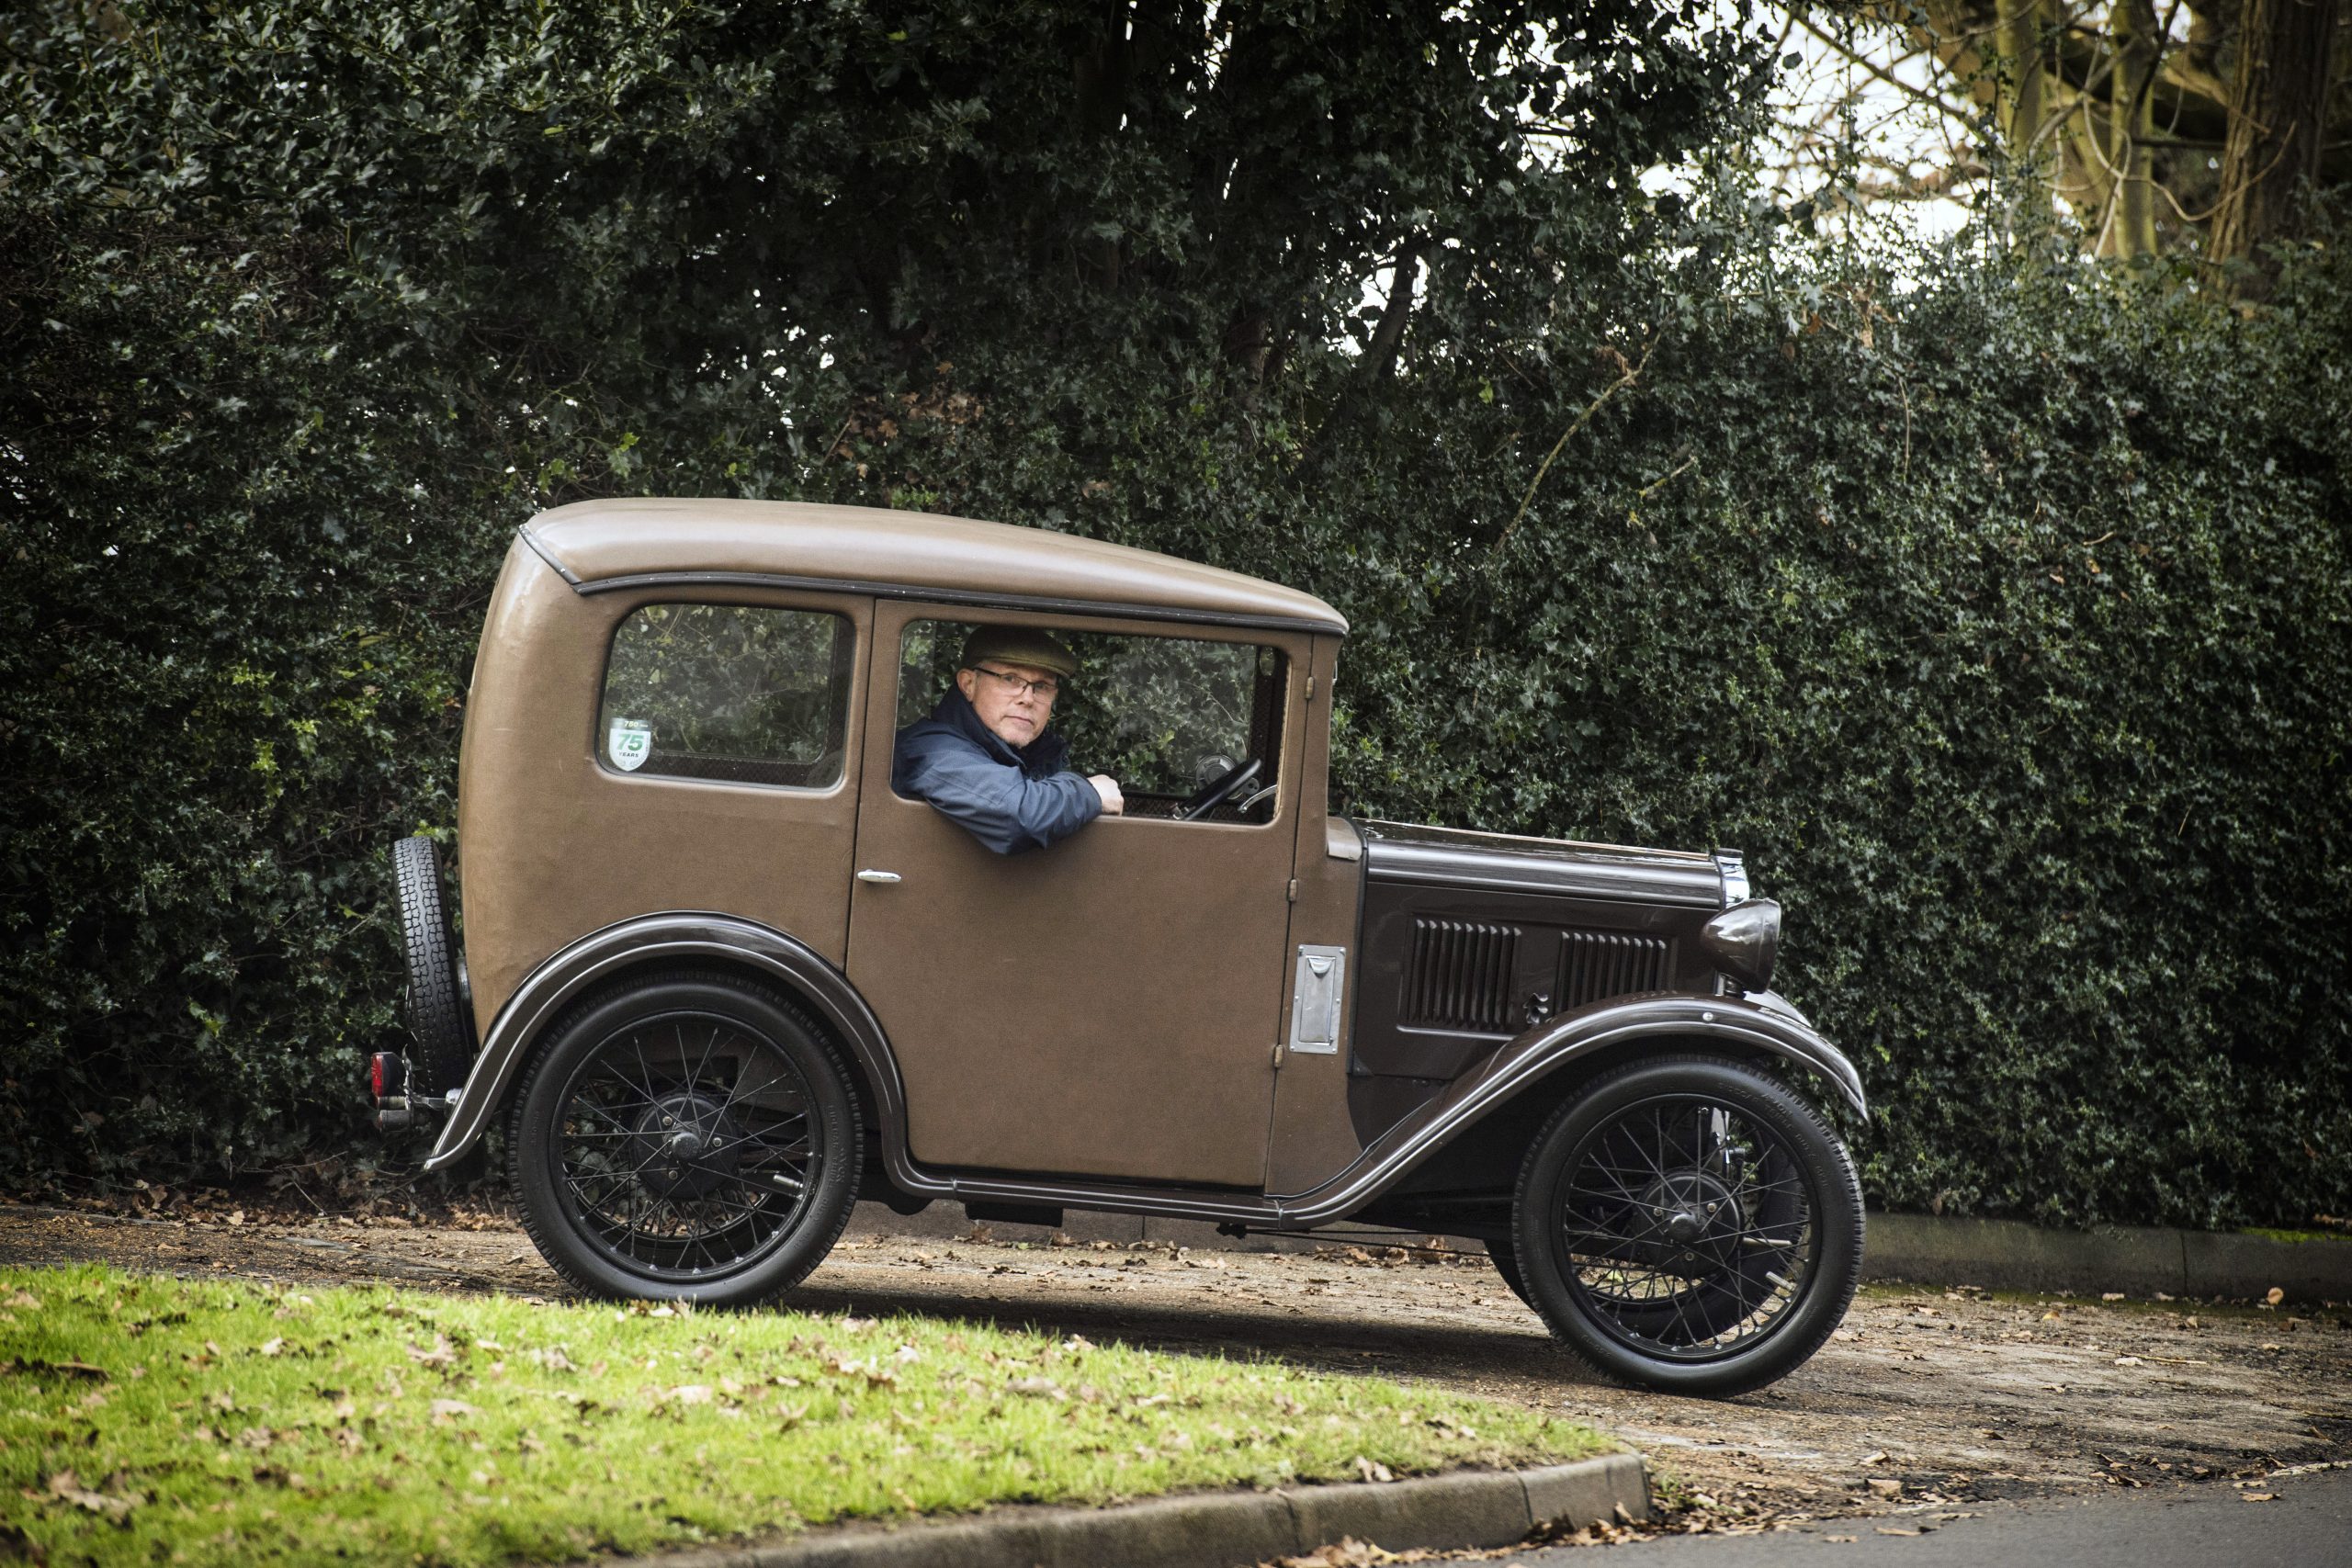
[[1089, 774, 1125, 816]]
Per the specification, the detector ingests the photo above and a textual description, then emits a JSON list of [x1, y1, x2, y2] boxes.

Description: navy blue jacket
[[891, 688, 1103, 855]]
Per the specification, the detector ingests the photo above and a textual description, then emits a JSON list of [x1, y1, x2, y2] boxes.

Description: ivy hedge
[[3, 2, 2345, 1228]]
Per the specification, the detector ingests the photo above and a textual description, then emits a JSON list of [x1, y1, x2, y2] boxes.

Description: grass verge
[[0, 1264, 1608, 1566]]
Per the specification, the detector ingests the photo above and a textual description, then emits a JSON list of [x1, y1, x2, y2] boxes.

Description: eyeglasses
[[969, 664, 1061, 701]]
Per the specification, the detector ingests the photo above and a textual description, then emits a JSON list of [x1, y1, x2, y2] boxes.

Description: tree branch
[[1492, 336, 1656, 555]]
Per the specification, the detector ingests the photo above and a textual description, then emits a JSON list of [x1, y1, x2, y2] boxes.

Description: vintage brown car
[[376, 497, 1866, 1396]]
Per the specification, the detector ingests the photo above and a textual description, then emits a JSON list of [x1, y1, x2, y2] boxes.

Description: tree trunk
[[2210, 0, 2342, 292], [1996, 0, 2055, 175], [2101, 0, 2163, 258]]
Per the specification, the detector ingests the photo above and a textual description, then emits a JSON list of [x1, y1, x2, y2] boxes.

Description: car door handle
[[855, 869, 902, 885]]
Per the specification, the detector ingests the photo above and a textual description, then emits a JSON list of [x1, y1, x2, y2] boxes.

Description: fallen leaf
[[406, 1336, 457, 1370], [2241, 1492, 2277, 1503], [1352, 1455, 1396, 1483], [1824, 1534, 1858, 1543], [1859, 1450, 1889, 1465], [2101, 1292, 2124, 1302], [46, 1470, 131, 1519], [429, 1399, 476, 1423], [4, 1291, 39, 1310], [259, 1338, 286, 1357], [2113, 1355, 2143, 1367], [2265, 1287, 2284, 1305], [1866, 1478, 1902, 1498], [666, 1384, 713, 1406], [1875, 1526, 1920, 1537]]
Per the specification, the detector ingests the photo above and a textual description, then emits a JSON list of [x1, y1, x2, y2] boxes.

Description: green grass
[[0, 1265, 1607, 1566]]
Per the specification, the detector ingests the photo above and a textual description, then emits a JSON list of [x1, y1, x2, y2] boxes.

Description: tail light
[[368, 1052, 404, 1100]]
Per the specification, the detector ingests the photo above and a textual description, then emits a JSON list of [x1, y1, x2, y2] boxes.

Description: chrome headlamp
[[1701, 897, 1781, 994]]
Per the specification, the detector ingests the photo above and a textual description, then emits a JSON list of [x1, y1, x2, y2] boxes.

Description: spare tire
[[393, 836, 477, 1096]]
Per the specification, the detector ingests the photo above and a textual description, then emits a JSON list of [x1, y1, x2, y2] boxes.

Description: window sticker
[[607, 717, 652, 773]]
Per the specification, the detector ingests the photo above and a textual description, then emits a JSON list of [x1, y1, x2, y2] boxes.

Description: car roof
[[521, 498, 1348, 635]]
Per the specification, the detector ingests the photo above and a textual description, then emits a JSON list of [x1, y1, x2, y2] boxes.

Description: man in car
[[891, 626, 1124, 854]]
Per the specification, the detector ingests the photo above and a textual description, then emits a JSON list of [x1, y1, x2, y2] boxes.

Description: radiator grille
[[1400, 919, 1521, 1032], [1556, 931, 1668, 1010]]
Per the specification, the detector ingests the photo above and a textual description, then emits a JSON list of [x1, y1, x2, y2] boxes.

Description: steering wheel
[[1181, 757, 1261, 821]]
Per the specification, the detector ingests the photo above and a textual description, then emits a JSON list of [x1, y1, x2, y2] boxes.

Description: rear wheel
[[392, 836, 475, 1095], [1512, 1054, 1862, 1398], [507, 972, 862, 1304]]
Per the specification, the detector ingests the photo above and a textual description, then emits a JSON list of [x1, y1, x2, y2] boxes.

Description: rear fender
[[423, 912, 904, 1172]]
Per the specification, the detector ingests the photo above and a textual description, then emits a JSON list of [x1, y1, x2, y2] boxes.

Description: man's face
[[956, 660, 1060, 748]]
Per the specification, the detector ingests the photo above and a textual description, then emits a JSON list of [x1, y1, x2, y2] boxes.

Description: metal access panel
[[1289, 944, 1347, 1055]]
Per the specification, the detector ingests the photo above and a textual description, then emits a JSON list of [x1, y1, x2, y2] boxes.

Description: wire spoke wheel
[[1556, 1095, 1815, 1359], [1514, 1054, 1862, 1397], [551, 1011, 820, 1281], [510, 972, 861, 1305]]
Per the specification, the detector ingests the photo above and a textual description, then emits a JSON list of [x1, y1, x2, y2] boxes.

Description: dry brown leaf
[[45, 1470, 131, 1519], [2266, 1287, 2285, 1305], [406, 1335, 457, 1370], [2241, 1492, 2277, 1503], [1352, 1455, 1396, 1483], [259, 1337, 286, 1357], [429, 1398, 476, 1423]]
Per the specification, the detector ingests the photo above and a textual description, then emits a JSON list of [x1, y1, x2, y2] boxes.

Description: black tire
[[1485, 1236, 1537, 1311], [1512, 1053, 1863, 1398], [507, 970, 862, 1305], [392, 836, 476, 1095]]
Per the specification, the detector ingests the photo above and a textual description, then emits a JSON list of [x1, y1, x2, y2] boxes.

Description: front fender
[[1272, 989, 1864, 1215], [422, 912, 907, 1172]]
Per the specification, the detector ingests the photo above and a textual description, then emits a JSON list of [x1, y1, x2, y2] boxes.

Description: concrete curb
[[626, 1452, 1645, 1568], [1861, 1211, 2352, 1303]]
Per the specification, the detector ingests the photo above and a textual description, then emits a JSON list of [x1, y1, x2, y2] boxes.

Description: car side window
[[598, 603, 854, 788], [894, 620, 1284, 821]]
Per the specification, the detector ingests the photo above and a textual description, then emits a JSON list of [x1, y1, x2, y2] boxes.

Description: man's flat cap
[[960, 626, 1079, 677]]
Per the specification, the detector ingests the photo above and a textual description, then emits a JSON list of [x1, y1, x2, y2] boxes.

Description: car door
[[844, 601, 1306, 1188]]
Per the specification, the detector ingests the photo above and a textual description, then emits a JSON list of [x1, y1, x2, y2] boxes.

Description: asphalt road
[[1525, 1466, 2352, 1566]]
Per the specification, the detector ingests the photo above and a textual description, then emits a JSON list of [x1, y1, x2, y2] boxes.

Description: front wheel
[[1512, 1054, 1862, 1398], [507, 971, 862, 1304]]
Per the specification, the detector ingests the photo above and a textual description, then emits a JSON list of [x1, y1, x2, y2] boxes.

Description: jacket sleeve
[[896, 732, 1103, 855]]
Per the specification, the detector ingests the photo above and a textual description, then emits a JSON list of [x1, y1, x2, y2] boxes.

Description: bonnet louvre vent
[[1557, 931, 1668, 1010], [1401, 919, 1521, 1033]]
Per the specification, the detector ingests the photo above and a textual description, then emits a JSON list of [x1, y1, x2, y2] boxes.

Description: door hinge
[[1271, 1042, 1284, 1069], [1286, 878, 1298, 903], [1305, 675, 1316, 702]]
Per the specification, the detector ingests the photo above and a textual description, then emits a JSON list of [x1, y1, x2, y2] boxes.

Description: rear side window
[[598, 604, 854, 788]]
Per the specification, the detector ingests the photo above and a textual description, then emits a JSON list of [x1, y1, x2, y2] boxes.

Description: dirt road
[[4, 1201, 2345, 1536]]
